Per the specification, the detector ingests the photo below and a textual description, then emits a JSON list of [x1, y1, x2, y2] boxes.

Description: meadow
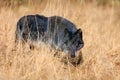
[[0, 0, 120, 80]]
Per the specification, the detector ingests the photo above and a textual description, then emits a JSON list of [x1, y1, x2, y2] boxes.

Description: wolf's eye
[[76, 43, 79, 48], [75, 40, 81, 48], [75, 41, 79, 47]]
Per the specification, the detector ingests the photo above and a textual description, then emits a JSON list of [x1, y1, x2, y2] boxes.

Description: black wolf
[[16, 14, 84, 59]]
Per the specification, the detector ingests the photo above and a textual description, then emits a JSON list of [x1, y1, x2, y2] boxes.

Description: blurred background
[[0, 0, 120, 8]]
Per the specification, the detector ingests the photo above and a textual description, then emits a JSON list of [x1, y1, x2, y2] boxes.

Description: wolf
[[15, 14, 84, 60]]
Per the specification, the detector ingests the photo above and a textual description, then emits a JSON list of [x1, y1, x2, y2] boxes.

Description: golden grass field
[[0, 0, 120, 80]]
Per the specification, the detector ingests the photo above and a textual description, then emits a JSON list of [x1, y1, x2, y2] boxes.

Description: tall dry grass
[[0, 0, 120, 80]]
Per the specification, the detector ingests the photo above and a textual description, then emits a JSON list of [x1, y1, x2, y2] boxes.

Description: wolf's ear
[[77, 28, 82, 33], [74, 28, 82, 35]]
